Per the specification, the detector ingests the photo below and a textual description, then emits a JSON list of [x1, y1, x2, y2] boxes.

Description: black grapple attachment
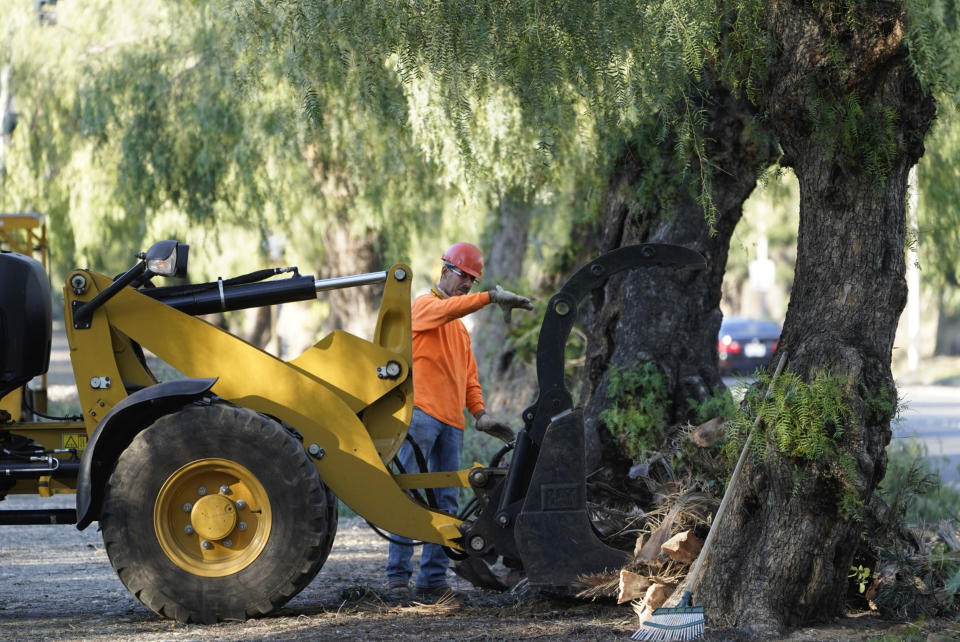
[[457, 243, 706, 589]]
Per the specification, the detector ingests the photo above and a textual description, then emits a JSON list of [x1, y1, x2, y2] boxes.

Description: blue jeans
[[386, 407, 463, 589]]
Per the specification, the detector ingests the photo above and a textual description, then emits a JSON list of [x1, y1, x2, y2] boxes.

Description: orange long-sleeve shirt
[[411, 288, 491, 429]]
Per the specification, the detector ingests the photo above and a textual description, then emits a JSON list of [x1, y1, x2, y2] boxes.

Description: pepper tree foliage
[[237, 1, 960, 223], [915, 0, 960, 251], [235, 1, 613, 284], [917, 106, 960, 323], [720, 368, 866, 517], [236, 0, 724, 221], [0, 0, 452, 283]]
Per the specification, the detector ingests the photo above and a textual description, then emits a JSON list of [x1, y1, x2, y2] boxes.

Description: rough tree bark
[[696, 2, 935, 634], [319, 225, 384, 339], [581, 84, 778, 476], [471, 187, 534, 422]]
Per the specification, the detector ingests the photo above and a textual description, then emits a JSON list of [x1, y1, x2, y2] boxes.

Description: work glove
[[476, 413, 516, 443], [489, 285, 534, 324]]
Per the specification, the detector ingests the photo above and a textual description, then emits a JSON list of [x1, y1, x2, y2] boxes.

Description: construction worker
[[385, 241, 533, 600]]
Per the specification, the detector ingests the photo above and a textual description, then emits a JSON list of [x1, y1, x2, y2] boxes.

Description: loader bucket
[[513, 408, 628, 584]]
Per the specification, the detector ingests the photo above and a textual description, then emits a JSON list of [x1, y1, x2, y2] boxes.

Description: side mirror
[[145, 240, 189, 278]]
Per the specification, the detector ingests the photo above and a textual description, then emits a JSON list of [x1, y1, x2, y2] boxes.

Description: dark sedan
[[718, 317, 780, 375]]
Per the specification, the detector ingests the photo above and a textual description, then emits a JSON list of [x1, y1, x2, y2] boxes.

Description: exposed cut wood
[[644, 581, 678, 611], [689, 417, 726, 447], [661, 530, 702, 563], [634, 504, 681, 562], [632, 581, 680, 623], [617, 570, 652, 604]]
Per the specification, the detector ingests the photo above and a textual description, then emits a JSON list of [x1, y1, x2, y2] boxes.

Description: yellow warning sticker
[[62, 434, 87, 451]]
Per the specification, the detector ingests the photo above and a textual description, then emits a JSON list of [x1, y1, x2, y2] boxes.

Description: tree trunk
[[581, 84, 777, 475], [319, 225, 384, 339], [472, 186, 534, 422], [695, 2, 935, 634], [934, 293, 960, 356]]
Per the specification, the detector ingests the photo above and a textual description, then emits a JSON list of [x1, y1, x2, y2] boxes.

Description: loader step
[[0, 509, 77, 525]]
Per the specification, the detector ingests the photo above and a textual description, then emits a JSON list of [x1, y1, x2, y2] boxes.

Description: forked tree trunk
[[695, 2, 935, 634], [581, 84, 777, 475]]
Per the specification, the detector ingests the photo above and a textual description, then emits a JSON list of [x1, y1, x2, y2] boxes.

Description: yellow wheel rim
[[155, 458, 271, 577]]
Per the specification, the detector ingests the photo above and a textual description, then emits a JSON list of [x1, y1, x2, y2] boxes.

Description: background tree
[[917, 110, 960, 356], [1, 0, 453, 346]]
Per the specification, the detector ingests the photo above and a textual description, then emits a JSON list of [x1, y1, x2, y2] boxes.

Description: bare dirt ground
[[2, 496, 958, 641]]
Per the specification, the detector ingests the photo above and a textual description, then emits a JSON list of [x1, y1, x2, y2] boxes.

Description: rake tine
[[631, 598, 705, 641]]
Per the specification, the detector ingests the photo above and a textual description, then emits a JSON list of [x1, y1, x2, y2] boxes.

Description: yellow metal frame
[[61, 263, 472, 548], [0, 213, 47, 269]]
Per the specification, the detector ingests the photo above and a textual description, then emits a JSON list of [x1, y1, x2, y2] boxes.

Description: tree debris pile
[[577, 416, 960, 626], [575, 486, 715, 609]]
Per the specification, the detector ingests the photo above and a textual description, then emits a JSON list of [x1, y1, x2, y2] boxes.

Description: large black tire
[[101, 403, 337, 623]]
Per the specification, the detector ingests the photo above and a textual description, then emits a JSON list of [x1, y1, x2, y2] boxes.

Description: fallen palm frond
[[574, 572, 621, 599]]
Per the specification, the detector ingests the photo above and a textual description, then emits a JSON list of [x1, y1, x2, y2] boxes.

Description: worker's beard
[[455, 284, 471, 295]]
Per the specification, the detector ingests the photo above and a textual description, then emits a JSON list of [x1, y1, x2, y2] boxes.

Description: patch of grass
[[864, 617, 960, 641], [894, 356, 960, 386], [881, 439, 960, 524]]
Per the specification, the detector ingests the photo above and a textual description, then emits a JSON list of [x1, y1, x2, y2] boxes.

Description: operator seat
[[0, 251, 52, 400]]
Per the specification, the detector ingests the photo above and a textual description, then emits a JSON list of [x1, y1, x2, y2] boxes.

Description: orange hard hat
[[441, 242, 484, 279]]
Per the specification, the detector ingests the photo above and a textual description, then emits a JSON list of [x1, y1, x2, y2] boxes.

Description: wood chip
[[689, 417, 726, 447], [617, 570, 652, 604], [643, 581, 678, 611], [661, 530, 702, 563]]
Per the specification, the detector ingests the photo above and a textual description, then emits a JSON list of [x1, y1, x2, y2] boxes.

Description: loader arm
[[460, 243, 706, 587], [65, 261, 464, 547]]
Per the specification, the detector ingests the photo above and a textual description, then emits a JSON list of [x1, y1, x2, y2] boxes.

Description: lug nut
[[469, 535, 486, 551], [222, 538, 233, 548], [197, 486, 207, 496], [219, 485, 231, 495], [237, 521, 248, 531], [200, 540, 212, 550], [184, 525, 195, 535], [235, 499, 247, 510], [182, 503, 192, 512]]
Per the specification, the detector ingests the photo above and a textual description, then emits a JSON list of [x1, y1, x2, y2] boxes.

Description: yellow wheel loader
[[0, 237, 703, 623]]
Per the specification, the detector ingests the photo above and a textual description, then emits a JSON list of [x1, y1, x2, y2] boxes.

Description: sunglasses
[[444, 262, 478, 284]]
